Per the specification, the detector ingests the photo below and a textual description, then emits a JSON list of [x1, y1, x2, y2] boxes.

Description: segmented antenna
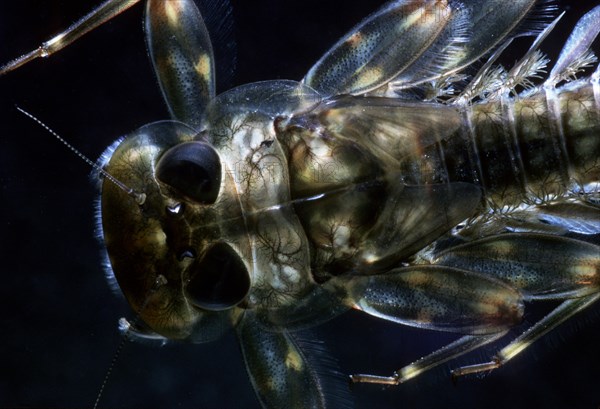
[[93, 274, 169, 409], [16, 106, 146, 205]]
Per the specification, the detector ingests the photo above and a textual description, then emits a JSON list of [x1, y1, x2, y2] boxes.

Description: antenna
[[16, 106, 146, 205]]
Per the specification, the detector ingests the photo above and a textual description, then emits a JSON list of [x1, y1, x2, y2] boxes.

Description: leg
[[237, 311, 347, 409], [451, 293, 600, 377], [351, 331, 506, 385], [145, 0, 216, 127], [0, 0, 141, 75], [338, 265, 523, 385]]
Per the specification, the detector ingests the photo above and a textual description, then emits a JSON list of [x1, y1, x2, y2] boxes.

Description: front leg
[[0, 0, 142, 75], [237, 311, 347, 409], [145, 0, 216, 128]]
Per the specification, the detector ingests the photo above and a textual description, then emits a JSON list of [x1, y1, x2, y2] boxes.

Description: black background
[[0, 1, 599, 408]]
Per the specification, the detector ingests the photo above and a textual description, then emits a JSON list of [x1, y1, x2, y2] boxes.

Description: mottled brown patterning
[[1, 1, 598, 408]]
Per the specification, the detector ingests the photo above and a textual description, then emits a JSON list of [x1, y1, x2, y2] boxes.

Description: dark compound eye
[[156, 142, 221, 204], [185, 243, 251, 311]]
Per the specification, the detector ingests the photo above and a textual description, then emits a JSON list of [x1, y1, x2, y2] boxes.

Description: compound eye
[[156, 142, 221, 204], [185, 243, 251, 311]]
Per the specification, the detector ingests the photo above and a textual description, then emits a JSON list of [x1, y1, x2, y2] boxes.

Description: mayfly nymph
[[2, 0, 599, 407]]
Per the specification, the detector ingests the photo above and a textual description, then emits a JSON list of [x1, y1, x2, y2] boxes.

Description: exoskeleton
[[2, 0, 599, 408]]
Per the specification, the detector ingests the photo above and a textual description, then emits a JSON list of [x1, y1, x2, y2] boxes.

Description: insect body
[[2, 0, 599, 407]]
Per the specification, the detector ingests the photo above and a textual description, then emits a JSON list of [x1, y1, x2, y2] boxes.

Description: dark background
[[0, 1, 598, 408]]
